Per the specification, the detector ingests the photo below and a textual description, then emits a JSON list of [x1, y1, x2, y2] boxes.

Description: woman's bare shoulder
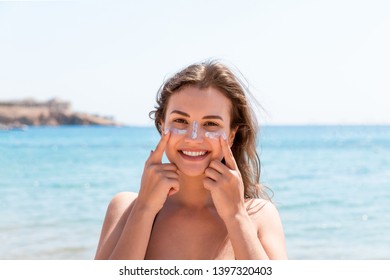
[[245, 198, 274, 213], [106, 192, 138, 216], [95, 192, 139, 259], [245, 198, 283, 228], [109, 191, 139, 206]]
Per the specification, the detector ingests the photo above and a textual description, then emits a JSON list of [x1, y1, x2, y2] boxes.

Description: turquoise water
[[1, 125, 389, 259]]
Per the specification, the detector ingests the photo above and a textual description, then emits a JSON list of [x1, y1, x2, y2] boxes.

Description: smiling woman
[[161, 87, 233, 178], [94, 60, 287, 260]]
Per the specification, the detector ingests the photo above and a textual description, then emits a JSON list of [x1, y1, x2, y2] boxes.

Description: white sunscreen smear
[[191, 121, 198, 139], [167, 123, 226, 140], [205, 131, 227, 140], [169, 128, 187, 135]]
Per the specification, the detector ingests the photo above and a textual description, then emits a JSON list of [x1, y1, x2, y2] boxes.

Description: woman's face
[[162, 86, 236, 177]]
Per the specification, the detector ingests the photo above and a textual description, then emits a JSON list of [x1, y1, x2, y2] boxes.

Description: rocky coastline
[[0, 98, 122, 130]]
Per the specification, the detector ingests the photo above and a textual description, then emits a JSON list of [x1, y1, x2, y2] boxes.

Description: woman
[[95, 60, 287, 260]]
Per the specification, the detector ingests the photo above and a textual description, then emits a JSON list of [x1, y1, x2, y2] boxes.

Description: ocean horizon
[[1, 125, 389, 259]]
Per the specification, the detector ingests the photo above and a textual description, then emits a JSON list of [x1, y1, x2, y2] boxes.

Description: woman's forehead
[[166, 86, 232, 117]]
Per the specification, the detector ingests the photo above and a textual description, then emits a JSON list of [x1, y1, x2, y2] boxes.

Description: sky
[[0, 0, 389, 126]]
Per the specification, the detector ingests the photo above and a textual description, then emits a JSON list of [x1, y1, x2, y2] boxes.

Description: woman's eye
[[174, 119, 188, 124], [204, 122, 220, 131], [204, 121, 219, 127]]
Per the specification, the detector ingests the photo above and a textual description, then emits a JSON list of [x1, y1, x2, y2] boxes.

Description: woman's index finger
[[149, 130, 170, 164], [220, 135, 238, 170]]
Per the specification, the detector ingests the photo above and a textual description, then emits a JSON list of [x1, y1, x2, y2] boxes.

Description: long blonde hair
[[150, 60, 269, 199]]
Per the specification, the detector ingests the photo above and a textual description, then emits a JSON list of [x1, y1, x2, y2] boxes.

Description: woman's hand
[[137, 131, 179, 215], [203, 136, 246, 221]]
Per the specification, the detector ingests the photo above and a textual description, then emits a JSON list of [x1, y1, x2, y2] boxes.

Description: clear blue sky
[[1, 0, 389, 125]]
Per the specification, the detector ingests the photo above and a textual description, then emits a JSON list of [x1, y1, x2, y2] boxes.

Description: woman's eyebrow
[[170, 110, 223, 121], [170, 110, 190, 117], [203, 115, 223, 121]]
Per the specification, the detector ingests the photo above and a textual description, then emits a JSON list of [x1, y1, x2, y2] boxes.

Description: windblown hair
[[150, 60, 270, 200]]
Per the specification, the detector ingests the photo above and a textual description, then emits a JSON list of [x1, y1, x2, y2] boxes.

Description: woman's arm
[[204, 137, 287, 259], [223, 208, 268, 259], [224, 200, 287, 260], [94, 192, 157, 260], [95, 131, 179, 259]]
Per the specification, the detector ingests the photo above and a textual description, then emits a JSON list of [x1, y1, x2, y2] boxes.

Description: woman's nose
[[185, 121, 204, 143]]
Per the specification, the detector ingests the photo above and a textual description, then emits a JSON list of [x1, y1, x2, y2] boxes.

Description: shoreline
[[0, 98, 123, 130]]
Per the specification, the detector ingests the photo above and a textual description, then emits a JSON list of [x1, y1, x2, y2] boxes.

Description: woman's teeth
[[182, 151, 207, 157]]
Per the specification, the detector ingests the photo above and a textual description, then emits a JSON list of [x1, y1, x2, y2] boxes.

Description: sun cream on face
[[169, 127, 187, 135], [166, 121, 226, 140], [204, 131, 227, 140], [191, 121, 198, 139]]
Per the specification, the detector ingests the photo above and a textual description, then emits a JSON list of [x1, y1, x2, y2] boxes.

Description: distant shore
[[0, 98, 123, 130]]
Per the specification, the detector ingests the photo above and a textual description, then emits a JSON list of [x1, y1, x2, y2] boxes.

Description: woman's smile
[[179, 149, 211, 161]]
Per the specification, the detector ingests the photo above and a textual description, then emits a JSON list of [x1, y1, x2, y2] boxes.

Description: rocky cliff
[[0, 98, 122, 130]]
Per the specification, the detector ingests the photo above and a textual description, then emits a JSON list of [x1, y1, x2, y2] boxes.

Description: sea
[[1, 125, 389, 260]]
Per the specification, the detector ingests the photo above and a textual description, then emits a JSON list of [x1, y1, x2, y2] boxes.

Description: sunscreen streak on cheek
[[205, 131, 227, 140], [191, 121, 198, 139], [170, 128, 187, 135]]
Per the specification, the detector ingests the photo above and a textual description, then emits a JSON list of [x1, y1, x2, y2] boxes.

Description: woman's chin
[[177, 166, 206, 178]]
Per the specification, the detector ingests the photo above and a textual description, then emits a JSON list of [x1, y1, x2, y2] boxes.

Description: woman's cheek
[[164, 145, 176, 162], [210, 143, 223, 161]]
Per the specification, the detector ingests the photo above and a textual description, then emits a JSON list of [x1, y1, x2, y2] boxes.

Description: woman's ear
[[229, 126, 239, 147]]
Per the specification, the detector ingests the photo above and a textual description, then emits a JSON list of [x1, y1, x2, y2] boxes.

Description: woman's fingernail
[[221, 132, 227, 140], [164, 128, 169, 135]]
